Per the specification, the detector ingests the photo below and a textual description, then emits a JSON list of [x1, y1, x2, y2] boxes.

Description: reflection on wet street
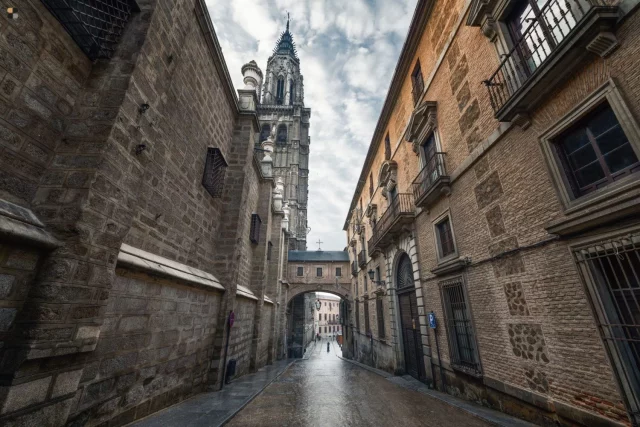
[[227, 339, 490, 427]]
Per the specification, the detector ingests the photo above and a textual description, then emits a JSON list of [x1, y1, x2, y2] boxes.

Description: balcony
[[358, 250, 367, 269], [484, 0, 619, 123], [351, 261, 358, 277], [412, 153, 450, 208], [367, 193, 415, 252]]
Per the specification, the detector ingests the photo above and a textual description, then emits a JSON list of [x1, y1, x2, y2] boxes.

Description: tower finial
[[286, 12, 290, 32]]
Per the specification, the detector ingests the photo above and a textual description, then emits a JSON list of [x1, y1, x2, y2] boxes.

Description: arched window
[[289, 81, 295, 105], [259, 124, 271, 143], [277, 124, 287, 144], [276, 78, 285, 105]]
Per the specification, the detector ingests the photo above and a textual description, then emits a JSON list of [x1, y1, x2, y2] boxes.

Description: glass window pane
[[596, 125, 629, 155], [575, 161, 606, 187], [567, 144, 597, 170], [561, 128, 590, 154], [604, 144, 640, 174], [588, 106, 619, 138]]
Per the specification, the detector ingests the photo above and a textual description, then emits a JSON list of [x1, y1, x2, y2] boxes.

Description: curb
[[219, 359, 296, 426]]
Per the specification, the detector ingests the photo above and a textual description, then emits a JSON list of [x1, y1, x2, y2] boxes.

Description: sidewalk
[[129, 359, 294, 427]]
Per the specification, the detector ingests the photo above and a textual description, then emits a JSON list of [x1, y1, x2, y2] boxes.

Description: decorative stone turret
[[241, 60, 263, 93]]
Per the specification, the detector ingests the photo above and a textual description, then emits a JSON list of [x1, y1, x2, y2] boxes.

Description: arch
[[277, 124, 288, 144], [286, 284, 350, 305], [259, 124, 271, 142], [396, 253, 414, 290]]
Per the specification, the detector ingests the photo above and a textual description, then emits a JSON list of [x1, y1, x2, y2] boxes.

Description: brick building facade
[[0, 1, 300, 425], [344, 0, 640, 425]]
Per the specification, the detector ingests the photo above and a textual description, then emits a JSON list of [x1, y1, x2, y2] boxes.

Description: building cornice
[[343, 0, 435, 230]]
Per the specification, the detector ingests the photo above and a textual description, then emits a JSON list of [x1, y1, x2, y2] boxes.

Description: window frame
[[439, 275, 483, 377], [202, 147, 228, 198], [249, 213, 261, 244], [433, 211, 459, 263], [336, 267, 342, 277], [411, 60, 424, 105], [384, 133, 392, 160], [539, 80, 640, 212], [297, 266, 304, 277], [316, 267, 323, 277], [376, 297, 385, 339]]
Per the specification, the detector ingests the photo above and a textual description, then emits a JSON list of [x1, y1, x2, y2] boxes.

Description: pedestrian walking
[[327, 342, 330, 352]]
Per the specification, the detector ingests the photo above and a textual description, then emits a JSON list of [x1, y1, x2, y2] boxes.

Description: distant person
[[327, 342, 330, 352]]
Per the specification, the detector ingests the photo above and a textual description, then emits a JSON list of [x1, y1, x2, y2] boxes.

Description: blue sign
[[428, 311, 437, 329]]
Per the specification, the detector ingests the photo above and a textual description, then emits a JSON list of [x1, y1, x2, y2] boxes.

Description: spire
[[273, 13, 298, 59]]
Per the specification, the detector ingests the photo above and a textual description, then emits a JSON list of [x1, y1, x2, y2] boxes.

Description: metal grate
[[250, 213, 261, 244], [376, 297, 385, 339], [575, 232, 640, 423], [441, 277, 481, 376], [41, 0, 139, 60], [202, 148, 228, 198]]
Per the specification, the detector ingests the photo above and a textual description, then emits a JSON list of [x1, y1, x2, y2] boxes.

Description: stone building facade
[[0, 1, 297, 426], [316, 294, 342, 339], [344, 0, 640, 425], [257, 20, 311, 251]]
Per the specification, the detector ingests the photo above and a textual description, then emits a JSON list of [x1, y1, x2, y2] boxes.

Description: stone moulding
[[117, 243, 224, 292], [237, 284, 258, 301], [406, 101, 437, 154], [0, 199, 60, 249]]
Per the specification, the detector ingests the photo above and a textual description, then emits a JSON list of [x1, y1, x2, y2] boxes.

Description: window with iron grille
[[249, 214, 261, 244], [42, 0, 139, 61], [436, 217, 456, 259], [441, 277, 481, 376], [411, 60, 424, 105], [355, 302, 360, 332], [297, 266, 303, 276], [376, 297, 385, 339], [336, 267, 341, 277], [364, 299, 371, 335], [202, 148, 228, 198], [553, 102, 639, 198], [369, 172, 374, 197], [574, 232, 640, 419], [267, 241, 273, 260], [317, 267, 322, 277], [384, 134, 391, 160]]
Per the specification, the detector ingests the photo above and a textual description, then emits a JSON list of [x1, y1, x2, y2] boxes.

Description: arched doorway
[[396, 253, 425, 380]]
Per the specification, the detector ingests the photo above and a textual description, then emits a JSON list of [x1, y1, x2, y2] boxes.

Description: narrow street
[[226, 340, 490, 427]]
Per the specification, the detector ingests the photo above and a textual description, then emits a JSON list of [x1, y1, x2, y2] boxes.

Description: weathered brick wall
[[67, 269, 222, 426]]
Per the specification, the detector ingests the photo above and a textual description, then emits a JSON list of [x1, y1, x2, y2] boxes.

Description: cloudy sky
[[206, 0, 417, 250]]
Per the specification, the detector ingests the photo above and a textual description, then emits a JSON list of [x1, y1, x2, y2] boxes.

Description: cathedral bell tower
[[255, 15, 311, 251]]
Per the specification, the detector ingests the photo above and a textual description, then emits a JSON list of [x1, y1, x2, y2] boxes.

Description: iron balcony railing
[[412, 153, 449, 206], [351, 261, 358, 277], [358, 249, 367, 268], [368, 193, 415, 251], [484, 0, 612, 115]]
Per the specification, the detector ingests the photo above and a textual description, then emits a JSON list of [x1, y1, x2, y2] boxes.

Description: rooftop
[[288, 251, 350, 262]]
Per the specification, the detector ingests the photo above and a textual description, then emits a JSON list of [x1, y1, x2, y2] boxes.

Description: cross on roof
[[316, 239, 323, 251]]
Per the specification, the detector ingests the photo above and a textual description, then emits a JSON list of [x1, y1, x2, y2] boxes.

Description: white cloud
[[206, 0, 416, 250]]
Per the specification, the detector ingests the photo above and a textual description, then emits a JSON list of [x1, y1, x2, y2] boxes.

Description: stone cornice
[[343, 0, 436, 230]]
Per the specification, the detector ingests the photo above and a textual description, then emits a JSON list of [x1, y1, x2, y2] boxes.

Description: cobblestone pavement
[[226, 339, 491, 427]]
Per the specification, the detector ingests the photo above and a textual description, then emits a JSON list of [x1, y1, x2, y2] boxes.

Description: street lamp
[[368, 269, 385, 286]]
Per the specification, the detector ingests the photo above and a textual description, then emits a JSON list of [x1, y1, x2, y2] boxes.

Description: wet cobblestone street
[[226, 340, 491, 427]]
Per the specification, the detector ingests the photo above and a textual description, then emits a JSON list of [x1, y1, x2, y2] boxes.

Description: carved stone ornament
[[406, 101, 437, 154], [467, 0, 496, 27], [481, 14, 497, 42], [365, 204, 377, 218], [378, 161, 398, 199]]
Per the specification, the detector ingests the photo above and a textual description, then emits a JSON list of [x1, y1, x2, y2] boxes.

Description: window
[[376, 297, 385, 339], [277, 124, 288, 144], [324, 326, 327, 333], [441, 277, 481, 375], [355, 302, 360, 332], [553, 103, 639, 198], [364, 274, 368, 292], [202, 147, 228, 198], [364, 300, 370, 335], [267, 241, 273, 261], [42, 0, 138, 61], [297, 267, 303, 276], [336, 267, 342, 277], [369, 172, 374, 197], [289, 81, 295, 105], [260, 124, 271, 143], [249, 214, 261, 244], [324, 313, 327, 321], [411, 60, 424, 105], [375, 266, 381, 285], [276, 78, 285, 104], [436, 217, 456, 259], [317, 267, 323, 277], [574, 232, 640, 416], [384, 134, 391, 160]]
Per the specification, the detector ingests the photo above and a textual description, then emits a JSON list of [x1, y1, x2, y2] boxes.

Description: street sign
[[428, 311, 437, 329], [229, 311, 235, 328]]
